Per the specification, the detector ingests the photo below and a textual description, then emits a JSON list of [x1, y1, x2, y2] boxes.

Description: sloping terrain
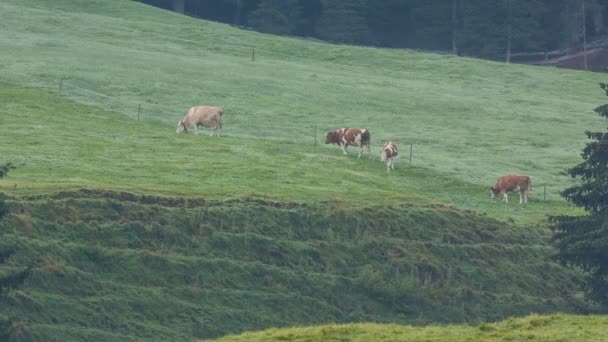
[[0, 0, 605, 341], [211, 314, 608, 342], [0, 0, 606, 224], [1, 190, 586, 340]]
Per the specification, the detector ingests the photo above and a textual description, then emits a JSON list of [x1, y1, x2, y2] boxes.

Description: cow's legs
[[341, 143, 348, 155], [194, 125, 199, 135], [391, 159, 395, 171], [503, 192, 508, 203], [367, 144, 371, 160]]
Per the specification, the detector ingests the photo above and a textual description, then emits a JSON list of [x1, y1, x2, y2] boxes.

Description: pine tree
[[367, 0, 412, 47], [315, 0, 371, 45], [550, 83, 608, 306], [409, 0, 453, 51], [0, 162, 14, 219], [247, 0, 291, 35]]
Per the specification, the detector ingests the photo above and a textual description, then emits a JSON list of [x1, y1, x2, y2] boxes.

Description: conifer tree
[[551, 83, 608, 306], [0, 162, 14, 219], [315, 0, 370, 44], [247, 0, 291, 35]]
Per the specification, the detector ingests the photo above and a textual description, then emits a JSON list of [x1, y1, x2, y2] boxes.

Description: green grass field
[[0, 191, 589, 340], [1, 0, 606, 225], [0, 0, 606, 340], [211, 314, 608, 342]]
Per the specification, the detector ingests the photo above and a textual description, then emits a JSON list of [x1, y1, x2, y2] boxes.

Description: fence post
[[543, 185, 546, 202], [314, 125, 317, 146], [409, 144, 413, 164], [59, 78, 64, 94], [137, 104, 141, 121], [251, 47, 255, 61]]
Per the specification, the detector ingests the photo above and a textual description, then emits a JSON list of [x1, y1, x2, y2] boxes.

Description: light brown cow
[[491, 175, 532, 204], [325, 128, 371, 159], [176, 106, 223, 136], [380, 141, 398, 172]]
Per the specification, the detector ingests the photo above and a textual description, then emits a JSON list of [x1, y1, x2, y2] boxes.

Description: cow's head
[[176, 120, 187, 133], [325, 131, 339, 144], [490, 187, 499, 199]]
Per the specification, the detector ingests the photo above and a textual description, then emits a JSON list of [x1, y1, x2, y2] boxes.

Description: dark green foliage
[[0, 162, 15, 179], [601, 83, 608, 96], [132, 0, 608, 59], [0, 190, 587, 340], [0, 161, 30, 341], [315, 0, 370, 44], [0, 162, 15, 220], [551, 84, 608, 307], [247, 0, 291, 35]]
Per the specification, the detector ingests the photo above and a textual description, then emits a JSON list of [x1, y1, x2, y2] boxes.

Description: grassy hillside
[[0, 191, 587, 340], [211, 314, 608, 341], [0, 0, 605, 341], [0, 0, 606, 225]]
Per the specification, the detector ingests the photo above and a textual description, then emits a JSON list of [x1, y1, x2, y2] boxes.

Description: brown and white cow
[[490, 175, 532, 204], [380, 141, 398, 172], [325, 128, 371, 159], [176, 106, 223, 136]]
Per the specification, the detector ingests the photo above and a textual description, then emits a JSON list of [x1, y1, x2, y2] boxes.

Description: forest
[[133, 0, 608, 61]]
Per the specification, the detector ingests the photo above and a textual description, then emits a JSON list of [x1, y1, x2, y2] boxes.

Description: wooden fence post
[[137, 104, 141, 121], [59, 78, 64, 94], [409, 144, 413, 164], [251, 47, 255, 61], [314, 125, 317, 146]]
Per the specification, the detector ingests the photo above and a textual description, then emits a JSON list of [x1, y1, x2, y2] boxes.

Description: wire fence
[[2, 68, 570, 203], [0, 69, 410, 146], [4, 0, 593, 204]]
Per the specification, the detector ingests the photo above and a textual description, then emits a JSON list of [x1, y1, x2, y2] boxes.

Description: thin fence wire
[[0, 70, 565, 203], [1, 70, 362, 146]]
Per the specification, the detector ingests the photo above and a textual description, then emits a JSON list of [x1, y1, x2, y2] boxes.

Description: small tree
[[0, 162, 15, 219], [550, 83, 608, 307], [0, 162, 15, 179]]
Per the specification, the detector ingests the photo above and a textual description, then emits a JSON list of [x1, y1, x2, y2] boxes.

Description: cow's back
[[343, 128, 370, 146], [187, 106, 221, 122], [496, 175, 531, 192]]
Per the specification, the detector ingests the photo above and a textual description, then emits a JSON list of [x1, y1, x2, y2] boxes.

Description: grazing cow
[[176, 106, 223, 136], [491, 175, 532, 204], [380, 141, 398, 172], [325, 128, 371, 159]]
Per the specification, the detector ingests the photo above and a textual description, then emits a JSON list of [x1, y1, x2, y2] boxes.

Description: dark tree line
[[133, 0, 608, 60]]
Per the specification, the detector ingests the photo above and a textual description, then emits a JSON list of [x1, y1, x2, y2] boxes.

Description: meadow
[[0, 0, 606, 340], [1, 0, 606, 225]]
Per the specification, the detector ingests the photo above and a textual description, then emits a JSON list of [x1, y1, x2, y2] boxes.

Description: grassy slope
[[0, 0, 606, 225], [211, 314, 608, 342], [0, 191, 587, 341], [0, 0, 605, 340]]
